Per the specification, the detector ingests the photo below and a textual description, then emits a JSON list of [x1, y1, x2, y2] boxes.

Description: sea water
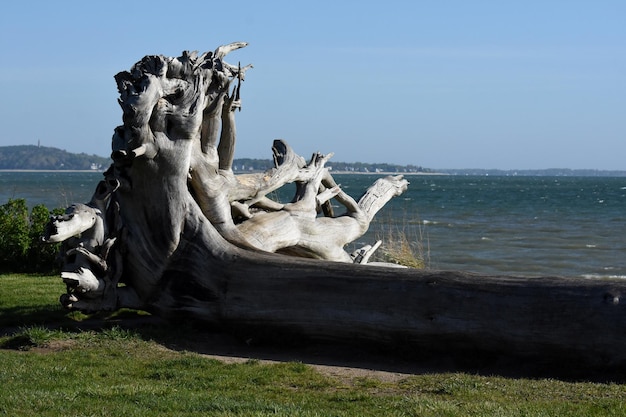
[[0, 171, 103, 210], [2, 171, 624, 279]]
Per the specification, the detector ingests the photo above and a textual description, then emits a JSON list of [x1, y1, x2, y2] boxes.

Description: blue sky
[[1, 1, 624, 170]]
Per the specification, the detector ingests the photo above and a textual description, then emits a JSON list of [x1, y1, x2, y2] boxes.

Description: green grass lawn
[[2, 273, 626, 416]]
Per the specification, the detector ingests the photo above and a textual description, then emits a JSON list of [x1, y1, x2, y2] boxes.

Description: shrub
[[27, 204, 62, 272], [0, 199, 61, 273], [0, 199, 30, 271]]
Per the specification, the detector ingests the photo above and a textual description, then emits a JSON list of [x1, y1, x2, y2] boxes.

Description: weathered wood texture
[[43, 43, 626, 376], [158, 250, 626, 373]]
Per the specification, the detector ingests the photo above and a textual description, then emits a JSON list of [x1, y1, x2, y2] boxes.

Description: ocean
[[1, 171, 624, 279]]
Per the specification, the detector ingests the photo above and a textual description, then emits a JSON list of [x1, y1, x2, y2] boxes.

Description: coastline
[[4, 169, 624, 177], [0, 169, 446, 175], [329, 171, 447, 176], [0, 169, 105, 173]]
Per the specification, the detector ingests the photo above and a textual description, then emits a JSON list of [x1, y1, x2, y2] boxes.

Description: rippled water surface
[[2, 171, 625, 278], [337, 174, 626, 278]]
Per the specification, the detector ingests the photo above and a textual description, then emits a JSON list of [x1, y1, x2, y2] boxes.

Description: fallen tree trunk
[[42, 44, 626, 377], [158, 249, 626, 374]]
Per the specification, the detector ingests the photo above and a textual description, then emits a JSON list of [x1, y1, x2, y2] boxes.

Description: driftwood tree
[[44, 42, 409, 310], [44, 43, 626, 376]]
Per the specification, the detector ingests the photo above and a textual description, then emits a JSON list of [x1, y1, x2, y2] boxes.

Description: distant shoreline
[[2, 169, 624, 177], [2, 146, 624, 176], [0, 169, 105, 173], [0, 169, 445, 175], [329, 171, 447, 176]]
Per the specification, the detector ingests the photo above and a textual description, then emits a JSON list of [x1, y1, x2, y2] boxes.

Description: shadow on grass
[[143, 320, 626, 384], [84, 315, 626, 383], [0, 305, 155, 340], [0, 306, 69, 334], [2, 306, 625, 383]]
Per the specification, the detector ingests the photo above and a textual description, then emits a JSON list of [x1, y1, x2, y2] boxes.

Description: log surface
[[212, 257, 626, 372]]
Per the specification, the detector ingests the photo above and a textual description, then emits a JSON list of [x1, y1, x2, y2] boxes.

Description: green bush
[[0, 199, 61, 273], [0, 199, 30, 271], [27, 204, 63, 272]]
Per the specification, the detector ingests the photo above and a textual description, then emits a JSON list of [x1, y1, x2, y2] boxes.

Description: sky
[[1, 1, 624, 170]]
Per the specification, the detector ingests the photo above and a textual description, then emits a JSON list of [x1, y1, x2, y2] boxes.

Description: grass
[[373, 216, 430, 268], [2, 273, 626, 416]]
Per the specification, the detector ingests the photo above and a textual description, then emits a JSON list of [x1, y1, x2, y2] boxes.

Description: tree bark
[[43, 44, 626, 376], [216, 258, 626, 373]]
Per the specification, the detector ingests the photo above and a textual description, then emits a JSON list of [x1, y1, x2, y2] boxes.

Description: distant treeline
[[0, 145, 110, 171], [2, 145, 623, 176], [232, 158, 432, 174], [0, 145, 433, 173]]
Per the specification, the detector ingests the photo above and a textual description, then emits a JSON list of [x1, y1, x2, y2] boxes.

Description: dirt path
[[155, 329, 445, 383]]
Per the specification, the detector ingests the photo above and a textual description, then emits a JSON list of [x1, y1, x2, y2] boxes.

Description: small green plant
[[1, 325, 68, 350], [19, 325, 61, 347], [100, 325, 141, 341]]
